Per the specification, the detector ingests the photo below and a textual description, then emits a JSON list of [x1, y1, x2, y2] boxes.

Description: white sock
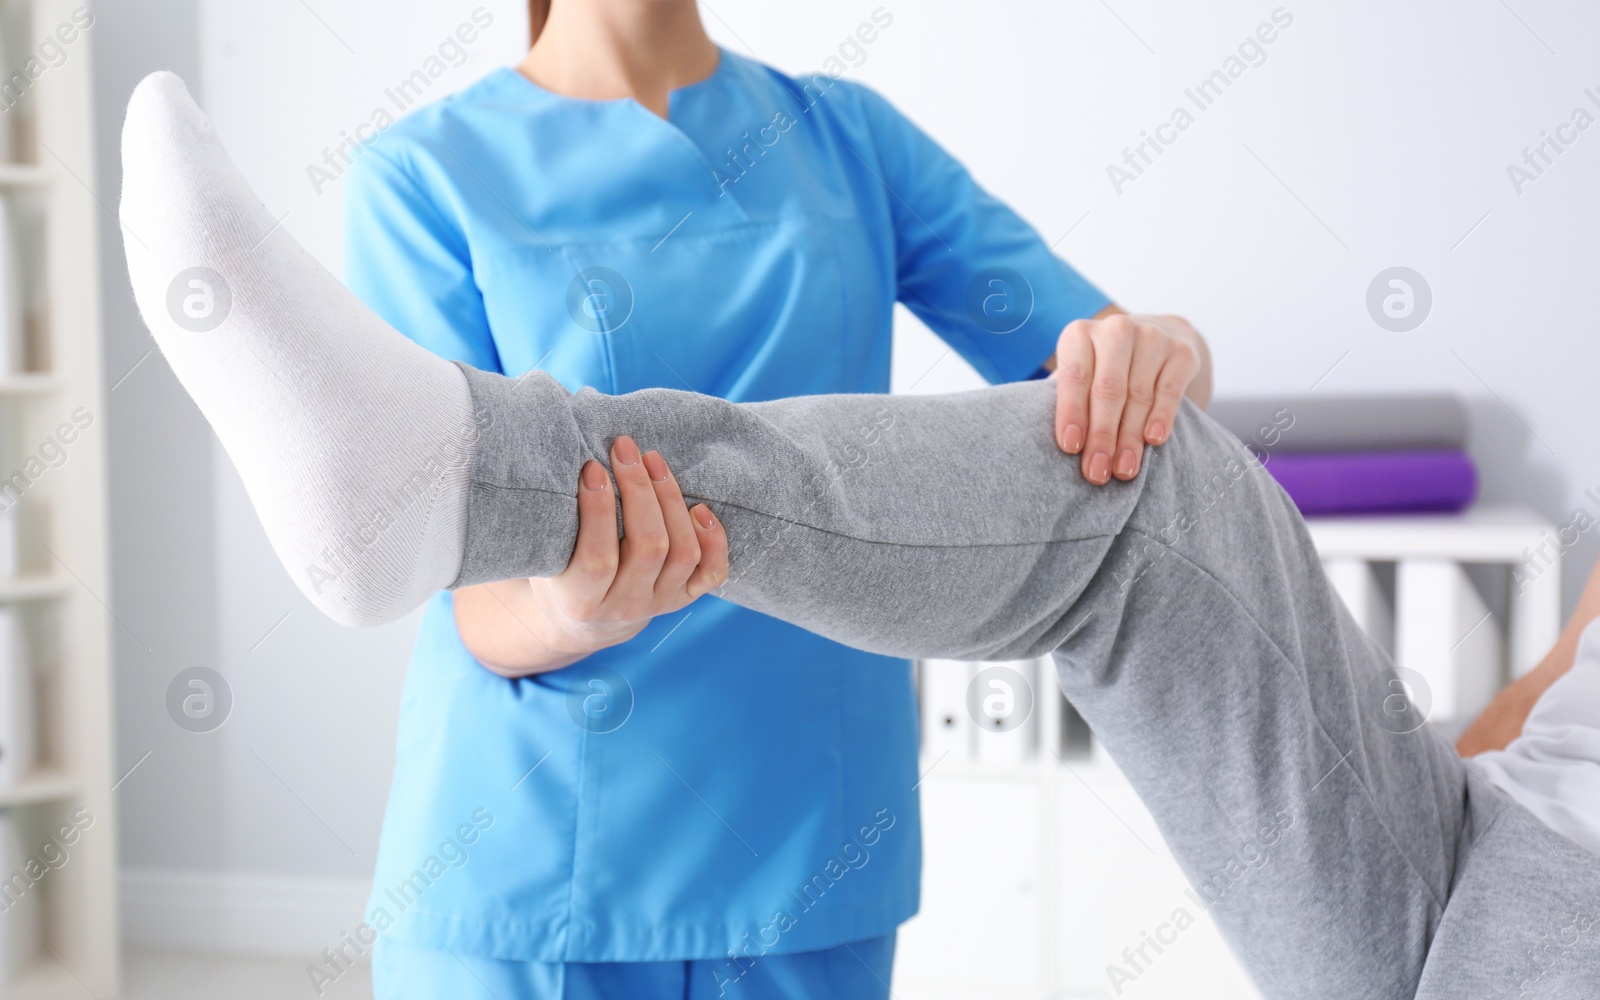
[[119, 72, 477, 626]]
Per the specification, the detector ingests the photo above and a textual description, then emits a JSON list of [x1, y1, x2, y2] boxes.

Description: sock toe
[[120, 71, 208, 220], [125, 71, 203, 135], [121, 71, 273, 268]]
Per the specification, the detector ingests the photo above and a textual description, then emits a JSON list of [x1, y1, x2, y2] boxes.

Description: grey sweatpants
[[454, 366, 1600, 999]]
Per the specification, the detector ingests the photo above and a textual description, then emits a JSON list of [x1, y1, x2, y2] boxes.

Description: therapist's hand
[[453, 437, 728, 678], [1048, 308, 1212, 485]]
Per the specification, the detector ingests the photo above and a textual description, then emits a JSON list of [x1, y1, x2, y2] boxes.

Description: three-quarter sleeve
[[845, 81, 1111, 383], [342, 147, 503, 374]]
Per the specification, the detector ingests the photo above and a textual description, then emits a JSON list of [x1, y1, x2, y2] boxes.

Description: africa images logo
[[166, 266, 232, 333], [1365, 266, 1431, 333], [565, 267, 635, 334], [166, 667, 233, 734], [565, 665, 635, 734]]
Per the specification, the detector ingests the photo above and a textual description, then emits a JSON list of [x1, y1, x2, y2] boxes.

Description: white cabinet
[[896, 757, 1263, 1000], [898, 776, 1048, 998]]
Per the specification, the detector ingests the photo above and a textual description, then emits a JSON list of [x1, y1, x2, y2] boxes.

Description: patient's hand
[[1457, 666, 1556, 757], [1047, 308, 1212, 486], [1460, 552, 1600, 755]]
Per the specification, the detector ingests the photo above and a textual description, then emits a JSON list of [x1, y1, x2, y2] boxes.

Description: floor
[[122, 950, 373, 1000], [2, 950, 373, 1000], [9, 951, 1111, 1000]]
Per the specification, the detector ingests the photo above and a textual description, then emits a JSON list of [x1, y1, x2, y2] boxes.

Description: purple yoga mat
[[1260, 450, 1478, 516]]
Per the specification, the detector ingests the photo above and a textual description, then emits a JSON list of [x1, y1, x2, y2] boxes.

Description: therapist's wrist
[[453, 578, 636, 678], [524, 579, 649, 660]]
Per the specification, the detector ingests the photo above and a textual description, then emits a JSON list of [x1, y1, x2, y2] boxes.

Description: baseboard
[[120, 868, 371, 957]]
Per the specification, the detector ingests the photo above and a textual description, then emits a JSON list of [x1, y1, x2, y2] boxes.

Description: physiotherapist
[[340, 1, 1213, 997]]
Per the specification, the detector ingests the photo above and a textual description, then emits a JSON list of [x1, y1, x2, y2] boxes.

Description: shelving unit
[[1305, 506, 1561, 679], [0, 0, 120, 996]]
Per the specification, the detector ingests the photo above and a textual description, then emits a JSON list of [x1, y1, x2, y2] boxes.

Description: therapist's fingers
[[607, 436, 671, 613], [1053, 320, 1094, 455], [1111, 326, 1167, 480], [554, 460, 621, 614], [641, 450, 702, 603], [1082, 316, 1136, 485], [1143, 338, 1201, 446], [686, 505, 729, 599]]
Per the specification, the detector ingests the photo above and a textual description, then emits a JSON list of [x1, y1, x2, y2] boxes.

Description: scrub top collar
[[489, 46, 735, 123], [482, 49, 754, 220]]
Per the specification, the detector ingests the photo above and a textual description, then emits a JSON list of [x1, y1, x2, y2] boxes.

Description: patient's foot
[[119, 72, 477, 625]]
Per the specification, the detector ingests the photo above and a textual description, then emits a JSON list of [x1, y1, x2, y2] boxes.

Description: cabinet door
[[920, 660, 975, 759], [896, 775, 1047, 998], [971, 659, 1041, 764], [1395, 558, 1503, 729], [1054, 761, 1260, 999]]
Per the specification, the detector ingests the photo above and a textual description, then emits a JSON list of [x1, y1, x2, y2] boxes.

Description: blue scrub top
[[342, 51, 1109, 964]]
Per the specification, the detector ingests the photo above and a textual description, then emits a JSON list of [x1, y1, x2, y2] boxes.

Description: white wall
[[198, 2, 528, 884], [94, 0, 224, 876], [98, 0, 1600, 945]]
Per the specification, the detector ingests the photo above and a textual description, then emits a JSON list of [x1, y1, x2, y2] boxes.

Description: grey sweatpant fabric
[[454, 366, 1600, 998]]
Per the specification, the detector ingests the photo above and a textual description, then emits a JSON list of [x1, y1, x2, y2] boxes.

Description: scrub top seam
[[552, 250, 622, 394], [474, 210, 854, 269], [561, 699, 592, 962]]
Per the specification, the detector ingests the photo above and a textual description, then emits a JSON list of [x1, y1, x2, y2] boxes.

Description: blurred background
[[0, 0, 1596, 996]]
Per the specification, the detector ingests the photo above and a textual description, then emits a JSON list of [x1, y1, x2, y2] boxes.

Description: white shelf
[[0, 577, 72, 602], [0, 164, 54, 189], [0, 771, 78, 809], [1304, 504, 1552, 561], [0, 374, 63, 396]]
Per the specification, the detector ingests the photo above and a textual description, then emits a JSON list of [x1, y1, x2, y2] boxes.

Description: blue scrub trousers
[[371, 933, 897, 1000]]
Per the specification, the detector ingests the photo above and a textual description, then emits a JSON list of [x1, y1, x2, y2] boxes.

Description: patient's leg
[[463, 366, 1476, 997], [519, 363, 1600, 997]]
